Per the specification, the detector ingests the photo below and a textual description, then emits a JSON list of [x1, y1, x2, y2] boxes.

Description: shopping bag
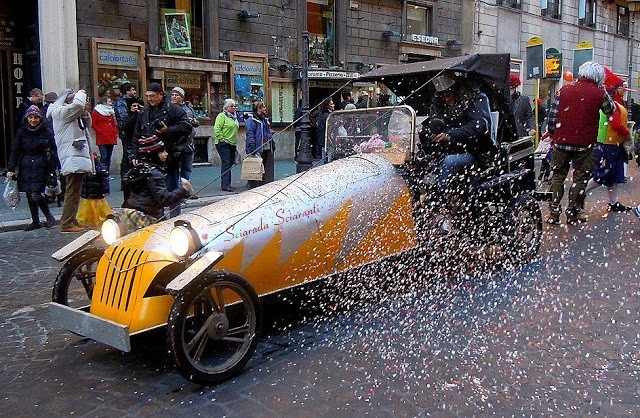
[[240, 155, 264, 180], [3, 178, 20, 210], [76, 198, 112, 227], [45, 178, 62, 197]]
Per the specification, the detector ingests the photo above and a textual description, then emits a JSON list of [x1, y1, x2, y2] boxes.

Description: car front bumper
[[49, 302, 131, 352]]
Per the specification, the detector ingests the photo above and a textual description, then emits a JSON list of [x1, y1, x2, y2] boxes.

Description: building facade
[[1, 0, 637, 169], [474, 0, 638, 107]]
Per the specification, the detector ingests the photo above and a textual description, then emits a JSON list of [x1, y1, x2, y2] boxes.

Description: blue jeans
[[216, 142, 236, 189], [165, 165, 181, 218], [439, 153, 475, 182], [98, 144, 114, 173], [180, 151, 193, 180]]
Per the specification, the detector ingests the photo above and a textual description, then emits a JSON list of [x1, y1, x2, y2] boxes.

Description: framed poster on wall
[[230, 52, 268, 114], [163, 11, 192, 54]]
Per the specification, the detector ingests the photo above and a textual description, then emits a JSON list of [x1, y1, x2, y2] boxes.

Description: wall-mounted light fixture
[[238, 10, 260, 19], [383, 30, 401, 38]]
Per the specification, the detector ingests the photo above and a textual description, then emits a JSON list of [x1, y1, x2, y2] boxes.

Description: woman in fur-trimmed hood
[[47, 88, 94, 232]]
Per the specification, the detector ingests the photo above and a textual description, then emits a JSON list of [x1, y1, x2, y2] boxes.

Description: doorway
[[0, 50, 12, 167]]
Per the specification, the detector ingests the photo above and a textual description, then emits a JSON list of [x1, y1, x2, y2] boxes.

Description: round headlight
[[101, 218, 121, 245], [170, 226, 195, 258]]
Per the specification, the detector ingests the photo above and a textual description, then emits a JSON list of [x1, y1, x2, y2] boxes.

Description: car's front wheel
[[51, 247, 104, 308], [167, 271, 262, 385]]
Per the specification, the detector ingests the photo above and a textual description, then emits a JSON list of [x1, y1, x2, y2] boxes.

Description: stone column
[[38, 0, 79, 93]]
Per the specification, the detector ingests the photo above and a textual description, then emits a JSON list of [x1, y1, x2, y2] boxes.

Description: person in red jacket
[[546, 61, 615, 225], [91, 96, 118, 178]]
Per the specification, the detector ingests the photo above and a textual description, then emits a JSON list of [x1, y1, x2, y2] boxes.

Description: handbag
[[3, 178, 20, 210], [240, 155, 264, 180]]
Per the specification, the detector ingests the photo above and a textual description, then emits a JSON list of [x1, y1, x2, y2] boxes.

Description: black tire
[[52, 247, 104, 308], [502, 194, 543, 264], [167, 271, 262, 386]]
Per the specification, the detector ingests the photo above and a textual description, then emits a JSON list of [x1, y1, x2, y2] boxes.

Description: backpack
[[122, 163, 152, 187]]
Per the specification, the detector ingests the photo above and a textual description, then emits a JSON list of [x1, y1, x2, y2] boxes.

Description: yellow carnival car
[[49, 54, 543, 385]]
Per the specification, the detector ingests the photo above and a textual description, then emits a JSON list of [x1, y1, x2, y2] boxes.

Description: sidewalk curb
[[0, 194, 233, 234]]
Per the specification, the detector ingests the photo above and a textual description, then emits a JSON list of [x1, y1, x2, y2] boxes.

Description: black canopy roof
[[357, 54, 512, 96], [357, 53, 518, 142]]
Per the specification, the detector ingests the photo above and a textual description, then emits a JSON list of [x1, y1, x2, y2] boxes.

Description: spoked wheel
[[167, 271, 262, 386], [502, 194, 543, 264], [52, 247, 104, 308]]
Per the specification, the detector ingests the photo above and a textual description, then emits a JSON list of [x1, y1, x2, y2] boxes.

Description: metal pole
[[533, 78, 540, 145], [296, 29, 313, 173], [628, 18, 635, 109]]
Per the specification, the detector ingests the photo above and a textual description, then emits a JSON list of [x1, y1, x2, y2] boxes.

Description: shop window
[[407, 3, 434, 39], [230, 52, 268, 114], [618, 6, 629, 36], [270, 81, 296, 123], [165, 71, 209, 119], [159, 0, 203, 57], [307, 0, 334, 68], [92, 39, 146, 102], [578, 0, 596, 28], [541, 0, 562, 19]]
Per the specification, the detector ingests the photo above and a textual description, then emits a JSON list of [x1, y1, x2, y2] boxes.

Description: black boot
[[26, 194, 41, 231], [34, 192, 56, 228]]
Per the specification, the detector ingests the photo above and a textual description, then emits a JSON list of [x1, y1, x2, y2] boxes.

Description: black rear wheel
[[167, 271, 262, 386], [52, 247, 104, 308]]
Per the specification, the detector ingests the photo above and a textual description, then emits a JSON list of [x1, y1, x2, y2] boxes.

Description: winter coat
[[7, 119, 58, 193], [549, 78, 613, 148], [81, 159, 110, 199], [113, 97, 129, 129], [429, 84, 496, 164], [123, 162, 190, 219], [314, 110, 331, 147], [511, 92, 535, 137], [133, 96, 191, 166], [355, 96, 368, 109], [245, 113, 275, 155], [597, 102, 629, 145], [47, 90, 94, 176], [175, 102, 198, 154], [213, 112, 239, 146], [91, 105, 118, 146]]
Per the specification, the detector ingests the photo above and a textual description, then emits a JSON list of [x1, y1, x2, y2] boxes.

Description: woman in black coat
[[6, 105, 58, 230]]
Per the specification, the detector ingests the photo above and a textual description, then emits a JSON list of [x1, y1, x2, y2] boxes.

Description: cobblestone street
[[2, 180, 640, 416]]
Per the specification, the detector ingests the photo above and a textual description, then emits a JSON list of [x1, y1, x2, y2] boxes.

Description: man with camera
[[132, 82, 191, 217]]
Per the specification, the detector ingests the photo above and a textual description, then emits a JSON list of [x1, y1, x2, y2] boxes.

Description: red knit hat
[[602, 66, 624, 93], [509, 73, 521, 88], [138, 135, 165, 153]]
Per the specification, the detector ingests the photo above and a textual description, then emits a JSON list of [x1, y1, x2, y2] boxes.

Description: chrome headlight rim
[[169, 221, 201, 259], [101, 217, 122, 245]]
